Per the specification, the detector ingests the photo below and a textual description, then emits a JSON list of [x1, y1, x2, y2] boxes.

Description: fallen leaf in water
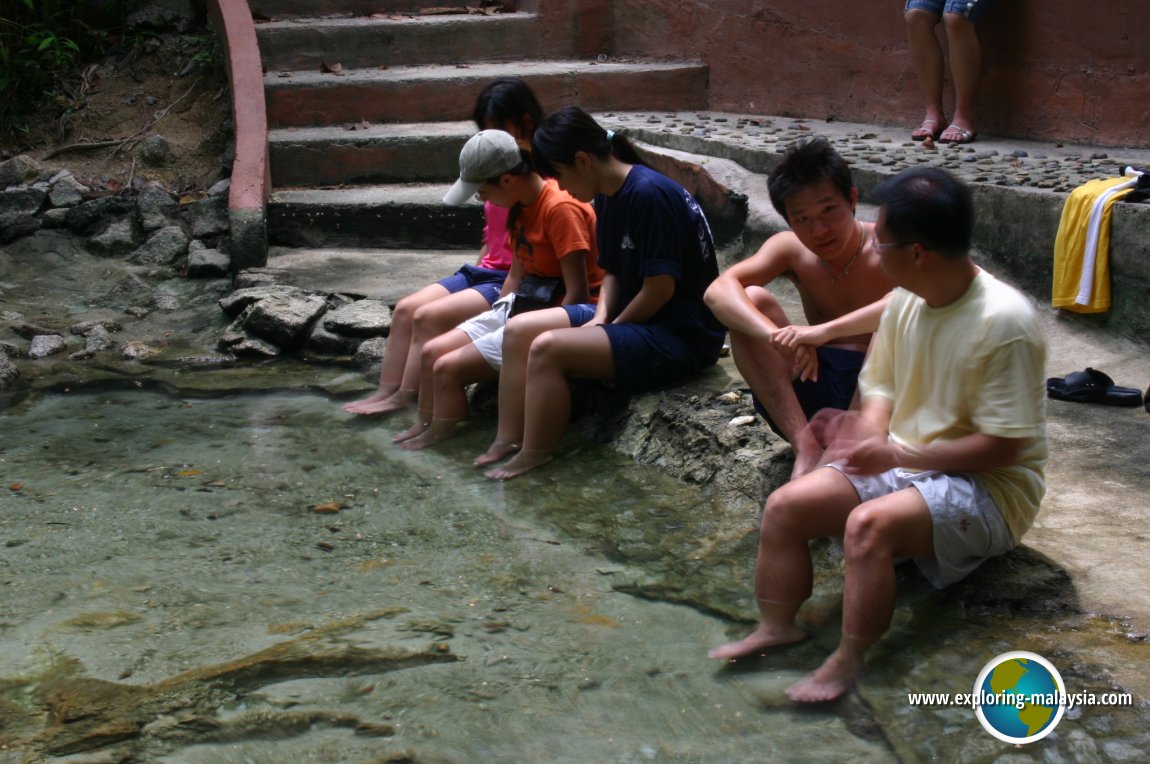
[[8, 483, 22, 491], [175, 469, 204, 477], [311, 501, 344, 514], [578, 614, 621, 627]]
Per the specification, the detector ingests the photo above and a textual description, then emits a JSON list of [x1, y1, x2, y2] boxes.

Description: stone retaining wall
[[605, 0, 1149, 148]]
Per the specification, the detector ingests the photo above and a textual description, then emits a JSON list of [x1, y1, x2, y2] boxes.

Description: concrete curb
[[209, 0, 270, 271]]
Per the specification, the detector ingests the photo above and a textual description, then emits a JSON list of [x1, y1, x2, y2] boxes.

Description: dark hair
[[488, 148, 536, 232], [531, 106, 645, 178], [767, 137, 854, 222], [868, 167, 973, 258], [473, 78, 544, 138]]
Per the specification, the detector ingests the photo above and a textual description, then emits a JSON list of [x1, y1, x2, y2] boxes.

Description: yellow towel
[[1052, 176, 1135, 313]]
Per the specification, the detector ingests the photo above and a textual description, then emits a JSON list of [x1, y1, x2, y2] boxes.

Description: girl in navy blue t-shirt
[[478, 107, 725, 479]]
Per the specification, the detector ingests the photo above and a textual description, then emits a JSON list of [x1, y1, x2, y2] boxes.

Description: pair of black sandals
[[1047, 368, 1147, 411]]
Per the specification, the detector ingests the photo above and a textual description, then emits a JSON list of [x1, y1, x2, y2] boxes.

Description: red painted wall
[[605, 0, 1150, 148]]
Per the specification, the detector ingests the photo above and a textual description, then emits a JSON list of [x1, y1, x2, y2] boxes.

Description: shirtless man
[[704, 138, 892, 479]]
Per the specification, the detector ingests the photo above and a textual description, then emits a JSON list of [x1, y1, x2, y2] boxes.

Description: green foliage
[[0, 1, 116, 141]]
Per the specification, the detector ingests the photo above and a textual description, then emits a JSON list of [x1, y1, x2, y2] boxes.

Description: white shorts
[[456, 294, 513, 369], [829, 465, 1016, 589]]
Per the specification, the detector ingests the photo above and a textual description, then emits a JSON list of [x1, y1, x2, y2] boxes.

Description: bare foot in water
[[484, 449, 554, 480], [473, 439, 521, 467], [392, 420, 429, 444], [707, 623, 807, 660], [341, 389, 392, 414], [396, 419, 460, 451], [785, 648, 863, 703], [344, 389, 417, 416]]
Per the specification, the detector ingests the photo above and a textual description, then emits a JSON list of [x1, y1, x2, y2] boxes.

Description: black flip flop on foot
[[1046, 368, 1144, 407]]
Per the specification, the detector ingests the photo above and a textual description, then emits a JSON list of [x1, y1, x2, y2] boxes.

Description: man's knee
[[759, 488, 805, 542], [745, 285, 782, 314], [843, 505, 894, 560]]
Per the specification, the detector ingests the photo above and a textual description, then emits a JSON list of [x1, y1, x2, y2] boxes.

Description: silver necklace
[[819, 222, 864, 284]]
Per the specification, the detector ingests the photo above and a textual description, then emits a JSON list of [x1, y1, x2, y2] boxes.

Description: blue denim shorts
[[905, 0, 994, 21], [564, 304, 705, 392], [436, 263, 508, 306]]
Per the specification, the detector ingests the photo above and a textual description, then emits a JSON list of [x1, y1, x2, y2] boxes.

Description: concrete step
[[251, 0, 459, 20], [263, 246, 475, 302], [257, 12, 543, 72], [268, 184, 483, 249], [268, 121, 472, 187], [265, 125, 752, 251], [265, 60, 709, 129]]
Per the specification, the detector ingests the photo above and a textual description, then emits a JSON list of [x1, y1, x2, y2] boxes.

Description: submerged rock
[[98, 274, 155, 310], [29, 334, 68, 359], [120, 341, 160, 361], [306, 322, 362, 355], [0, 353, 19, 388], [230, 335, 281, 358], [353, 336, 387, 368], [70, 319, 123, 336]]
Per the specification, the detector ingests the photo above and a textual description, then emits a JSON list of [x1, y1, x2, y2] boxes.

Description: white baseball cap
[[442, 129, 524, 206]]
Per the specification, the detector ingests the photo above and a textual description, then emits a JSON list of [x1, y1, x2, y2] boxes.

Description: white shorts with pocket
[[828, 465, 1016, 589], [456, 294, 514, 369]]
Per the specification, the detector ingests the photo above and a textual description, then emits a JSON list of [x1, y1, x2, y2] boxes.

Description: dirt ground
[[0, 32, 229, 195]]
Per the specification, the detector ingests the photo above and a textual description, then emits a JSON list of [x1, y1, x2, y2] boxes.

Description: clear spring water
[[1, 389, 1147, 762]]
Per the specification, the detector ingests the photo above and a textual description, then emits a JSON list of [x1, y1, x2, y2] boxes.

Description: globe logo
[[974, 651, 1066, 744]]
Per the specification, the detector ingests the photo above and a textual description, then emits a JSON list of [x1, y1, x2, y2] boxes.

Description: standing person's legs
[[343, 283, 450, 414], [729, 286, 816, 477], [787, 485, 933, 703], [485, 326, 615, 480], [474, 307, 575, 467], [940, 11, 982, 141], [708, 467, 863, 660], [904, 3, 946, 140]]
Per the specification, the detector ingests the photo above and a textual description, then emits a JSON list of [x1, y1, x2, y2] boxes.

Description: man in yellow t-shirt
[[709, 167, 1047, 704]]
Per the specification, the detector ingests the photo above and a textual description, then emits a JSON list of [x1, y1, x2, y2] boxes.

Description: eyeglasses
[[871, 234, 915, 252]]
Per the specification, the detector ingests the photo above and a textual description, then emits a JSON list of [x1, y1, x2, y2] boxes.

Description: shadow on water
[[0, 389, 1148, 763]]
